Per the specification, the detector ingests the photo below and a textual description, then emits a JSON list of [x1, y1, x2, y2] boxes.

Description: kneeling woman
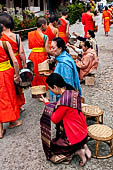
[[40, 73, 91, 166]]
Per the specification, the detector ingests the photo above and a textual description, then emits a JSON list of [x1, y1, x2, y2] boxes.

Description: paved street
[[0, 14, 113, 170]]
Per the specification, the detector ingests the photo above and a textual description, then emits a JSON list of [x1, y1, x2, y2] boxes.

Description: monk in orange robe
[[0, 14, 26, 111], [28, 17, 50, 90], [58, 10, 70, 45], [0, 24, 22, 138], [44, 14, 59, 48], [102, 6, 110, 36], [82, 5, 95, 37]]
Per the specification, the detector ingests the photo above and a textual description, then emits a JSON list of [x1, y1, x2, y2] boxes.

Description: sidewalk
[[0, 14, 113, 170]]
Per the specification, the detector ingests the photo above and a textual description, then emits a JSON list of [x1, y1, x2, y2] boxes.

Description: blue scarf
[[56, 51, 82, 96]]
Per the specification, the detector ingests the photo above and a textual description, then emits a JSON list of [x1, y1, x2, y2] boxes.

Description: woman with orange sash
[[28, 17, 50, 89], [0, 14, 26, 111], [44, 15, 59, 49], [82, 6, 94, 37], [102, 6, 110, 36], [58, 10, 70, 45], [0, 24, 22, 138]]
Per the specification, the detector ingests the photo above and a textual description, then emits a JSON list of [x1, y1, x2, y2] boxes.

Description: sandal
[[0, 129, 6, 139], [8, 120, 22, 129]]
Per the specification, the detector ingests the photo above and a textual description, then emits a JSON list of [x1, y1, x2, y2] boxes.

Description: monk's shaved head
[[37, 17, 47, 28]]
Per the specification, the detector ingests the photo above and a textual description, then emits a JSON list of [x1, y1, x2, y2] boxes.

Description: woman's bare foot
[[8, 120, 22, 129], [84, 144, 91, 159], [75, 149, 86, 166]]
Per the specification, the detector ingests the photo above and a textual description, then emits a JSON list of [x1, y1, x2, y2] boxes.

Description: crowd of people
[[0, 2, 112, 166]]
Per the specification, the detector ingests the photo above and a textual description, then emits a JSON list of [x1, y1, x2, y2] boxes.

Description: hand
[[72, 32, 78, 37], [23, 63, 27, 69], [41, 95, 49, 103], [14, 75, 21, 84]]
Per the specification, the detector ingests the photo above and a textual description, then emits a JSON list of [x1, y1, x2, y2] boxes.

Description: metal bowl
[[26, 60, 34, 73], [19, 68, 33, 88]]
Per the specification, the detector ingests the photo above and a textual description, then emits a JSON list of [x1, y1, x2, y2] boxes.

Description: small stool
[[82, 105, 103, 124], [88, 124, 113, 158]]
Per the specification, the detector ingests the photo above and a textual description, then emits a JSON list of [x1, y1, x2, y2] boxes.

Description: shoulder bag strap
[[2, 41, 13, 66], [16, 34, 20, 52]]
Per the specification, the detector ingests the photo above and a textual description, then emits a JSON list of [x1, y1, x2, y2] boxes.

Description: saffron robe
[[28, 30, 48, 89], [58, 18, 68, 45], [44, 25, 57, 48], [1, 33, 25, 108], [82, 13, 94, 37], [102, 10, 110, 32], [0, 47, 20, 123]]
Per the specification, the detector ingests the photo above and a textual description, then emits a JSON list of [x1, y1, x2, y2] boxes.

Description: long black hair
[[88, 30, 95, 38], [46, 73, 74, 90], [52, 37, 68, 52]]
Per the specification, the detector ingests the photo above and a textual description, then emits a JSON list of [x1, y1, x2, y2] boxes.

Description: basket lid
[[38, 60, 49, 72], [31, 85, 46, 95]]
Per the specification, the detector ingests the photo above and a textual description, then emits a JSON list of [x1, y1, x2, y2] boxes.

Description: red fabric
[[0, 47, 20, 123], [44, 26, 56, 48], [1, 33, 22, 69], [58, 18, 67, 44], [102, 10, 110, 32], [1, 33, 25, 107], [28, 30, 48, 89], [82, 13, 94, 37], [51, 105, 88, 145]]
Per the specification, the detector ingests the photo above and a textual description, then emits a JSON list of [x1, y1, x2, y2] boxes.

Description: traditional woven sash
[[40, 90, 81, 160], [32, 47, 45, 52], [40, 102, 56, 160], [0, 60, 11, 71]]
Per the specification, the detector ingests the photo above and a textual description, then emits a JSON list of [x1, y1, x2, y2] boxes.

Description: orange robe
[[28, 30, 48, 89], [1, 33, 25, 108], [44, 25, 56, 48], [102, 10, 110, 32], [0, 47, 20, 123], [82, 13, 94, 37], [58, 18, 67, 45]]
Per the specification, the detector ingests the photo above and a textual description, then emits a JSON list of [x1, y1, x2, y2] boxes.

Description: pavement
[[0, 14, 113, 170]]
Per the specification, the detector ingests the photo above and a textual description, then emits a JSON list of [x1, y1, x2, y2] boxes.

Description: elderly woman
[[51, 37, 81, 96], [40, 73, 91, 166], [76, 41, 98, 80]]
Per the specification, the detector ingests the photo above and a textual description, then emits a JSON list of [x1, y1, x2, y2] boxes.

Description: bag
[[94, 24, 98, 32], [16, 34, 20, 52], [93, 21, 98, 32], [2, 41, 22, 95]]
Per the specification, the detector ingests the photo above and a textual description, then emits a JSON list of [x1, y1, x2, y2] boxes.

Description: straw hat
[[31, 85, 46, 98]]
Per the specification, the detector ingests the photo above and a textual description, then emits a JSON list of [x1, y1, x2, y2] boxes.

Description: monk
[[58, 10, 70, 45], [82, 5, 95, 37], [44, 14, 59, 49], [0, 23, 22, 137], [28, 17, 50, 89], [0, 14, 26, 111], [102, 6, 111, 36]]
